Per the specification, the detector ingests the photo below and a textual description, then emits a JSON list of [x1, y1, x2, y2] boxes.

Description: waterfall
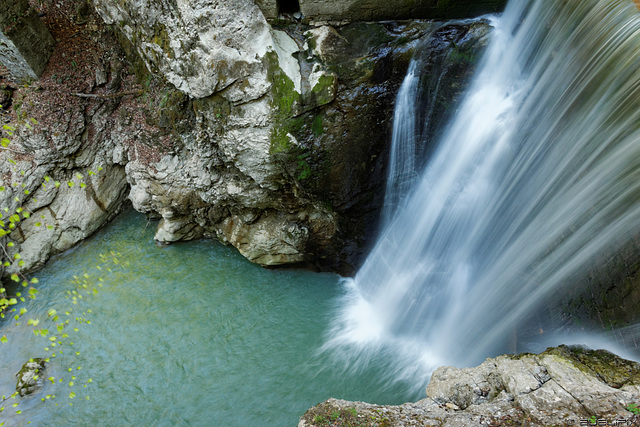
[[325, 0, 640, 385], [382, 61, 420, 224]]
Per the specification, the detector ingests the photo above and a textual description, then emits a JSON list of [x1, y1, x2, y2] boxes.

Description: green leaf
[[0, 335, 6, 343], [10, 274, 19, 282]]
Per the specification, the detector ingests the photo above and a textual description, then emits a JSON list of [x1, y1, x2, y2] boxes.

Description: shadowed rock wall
[[255, 0, 507, 21], [0, 0, 55, 82]]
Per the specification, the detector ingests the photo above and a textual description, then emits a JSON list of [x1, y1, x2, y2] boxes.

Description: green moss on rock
[[309, 74, 337, 107], [544, 345, 640, 388], [265, 51, 302, 154], [152, 22, 174, 59]]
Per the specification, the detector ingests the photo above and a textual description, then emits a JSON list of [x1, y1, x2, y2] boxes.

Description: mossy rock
[[545, 345, 640, 389], [16, 358, 46, 396], [156, 89, 194, 133]]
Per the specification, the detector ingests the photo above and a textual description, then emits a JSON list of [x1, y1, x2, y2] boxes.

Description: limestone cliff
[[89, 0, 491, 271], [0, 0, 492, 276]]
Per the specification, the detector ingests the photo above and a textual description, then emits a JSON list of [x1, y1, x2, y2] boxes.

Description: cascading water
[[382, 61, 420, 223], [326, 0, 640, 386]]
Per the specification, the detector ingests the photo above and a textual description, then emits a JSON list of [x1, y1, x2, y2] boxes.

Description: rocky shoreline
[[299, 345, 640, 426]]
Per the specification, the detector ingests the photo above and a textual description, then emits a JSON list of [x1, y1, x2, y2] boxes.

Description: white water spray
[[326, 0, 640, 385]]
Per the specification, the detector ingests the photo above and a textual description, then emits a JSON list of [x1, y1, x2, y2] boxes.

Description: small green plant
[[370, 409, 391, 427], [627, 403, 640, 415], [0, 252, 126, 423], [313, 414, 327, 423], [311, 114, 324, 137], [303, 403, 365, 426]]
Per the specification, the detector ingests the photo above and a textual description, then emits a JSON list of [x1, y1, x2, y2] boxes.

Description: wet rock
[[299, 346, 640, 426], [15, 358, 46, 397], [297, 0, 507, 23]]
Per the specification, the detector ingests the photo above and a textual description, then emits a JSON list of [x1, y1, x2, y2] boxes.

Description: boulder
[[15, 358, 46, 397]]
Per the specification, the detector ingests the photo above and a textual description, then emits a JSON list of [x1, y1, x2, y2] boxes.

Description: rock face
[[0, 0, 143, 274], [87, 0, 493, 272], [0, 0, 55, 82], [554, 235, 640, 340], [299, 345, 640, 426], [0, 0, 491, 275]]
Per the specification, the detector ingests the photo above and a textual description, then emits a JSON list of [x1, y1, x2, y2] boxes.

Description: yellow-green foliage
[[0, 119, 117, 423]]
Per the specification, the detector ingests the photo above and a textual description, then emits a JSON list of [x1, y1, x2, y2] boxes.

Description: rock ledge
[[299, 345, 640, 426]]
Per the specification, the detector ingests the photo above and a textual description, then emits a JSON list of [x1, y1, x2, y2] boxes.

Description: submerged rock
[[299, 345, 640, 426], [15, 358, 46, 397]]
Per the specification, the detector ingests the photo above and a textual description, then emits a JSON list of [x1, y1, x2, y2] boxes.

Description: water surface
[[0, 209, 420, 426]]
